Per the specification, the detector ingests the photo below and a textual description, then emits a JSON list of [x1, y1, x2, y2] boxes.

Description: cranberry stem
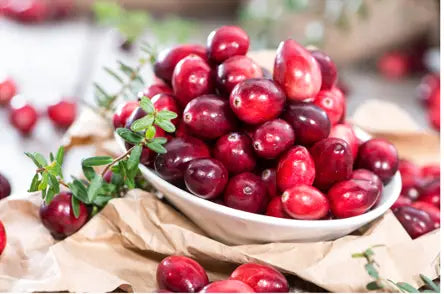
[[100, 145, 136, 177]]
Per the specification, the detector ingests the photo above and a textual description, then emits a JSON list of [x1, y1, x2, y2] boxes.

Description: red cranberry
[[401, 184, 422, 202], [276, 146, 315, 192], [398, 159, 420, 188], [329, 123, 359, 159], [103, 170, 113, 183], [313, 87, 345, 126], [282, 102, 331, 146], [328, 179, 381, 218], [9, 99, 38, 135], [273, 39, 322, 101], [411, 201, 440, 229], [184, 158, 228, 199], [175, 120, 192, 138], [113, 101, 139, 129], [261, 168, 278, 198], [391, 195, 412, 210], [0, 220, 5, 255], [47, 100, 76, 128], [156, 255, 209, 293], [213, 132, 256, 174], [417, 179, 440, 207], [266, 196, 291, 219], [154, 44, 206, 83], [224, 172, 268, 213], [310, 138, 353, 191], [0, 173, 11, 199], [417, 73, 440, 106], [393, 206, 434, 239], [183, 95, 237, 139], [140, 82, 173, 98], [39, 192, 89, 239], [310, 50, 338, 90], [252, 119, 294, 159], [155, 137, 210, 183], [3, 0, 49, 22], [351, 169, 383, 193], [206, 26, 249, 64], [201, 280, 254, 293], [420, 164, 440, 180], [378, 51, 410, 79], [151, 94, 180, 126], [0, 77, 16, 105], [428, 88, 440, 131], [216, 55, 263, 95], [356, 139, 399, 184], [282, 185, 329, 220], [230, 78, 285, 125], [230, 263, 289, 293]]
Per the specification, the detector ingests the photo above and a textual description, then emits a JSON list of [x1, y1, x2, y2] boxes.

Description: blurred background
[[0, 0, 440, 194]]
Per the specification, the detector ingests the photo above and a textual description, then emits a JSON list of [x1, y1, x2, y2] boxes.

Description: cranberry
[[420, 164, 440, 180], [9, 99, 38, 135], [230, 263, 289, 293], [391, 195, 412, 210], [113, 101, 139, 129], [417, 73, 440, 106], [224, 172, 268, 213], [47, 100, 77, 128], [2, 0, 49, 22], [151, 94, 180, 126], [428, 88, 440, 131], [184, 158, 228, 199], [206, 26, 249, 64], [230, 78, 285, 125], [0, 220, 6, 255], [411, 201, 440, 229], [276, 146, 315, 192], [103, 170, 113, 183], [329, 124, 359, 159], [216, 55, 263, 95], [418, 192, 440, 208], [266, 197, 291, 219], [378, 51, 410, 79], [282, 102, 331, 146], [154, 44, 207, 83], [401, 184, 422, 201], [261, 168, 278, 198], [183, 95, 237, 139], [313, 87, 345, 126], [175, 120, 192, 138], [200, 280, 254, 293], [0, 77, 16, 105], [351, 169, 383, 193], [417, 179, 440, 207], [0, 173, 11, 199], [310, 50, 338, 90], [356, 139, 399, 184], [39, 192, 89, 239], [393, 206, 434, 239], [282, 185, 329, 220], [328, 179, 381, 218], [156, 255, 209, 293], [155, 137, 210, 183], [273, 39, 322, 101], [252, 119, 294, 159], [140, 82, 173, 99], [398, 159, 420, 188], [310, 138, 353, 191], [213, 132, 256, 174]]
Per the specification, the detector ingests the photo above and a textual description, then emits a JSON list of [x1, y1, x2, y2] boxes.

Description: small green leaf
[[87, 175, 103, 202], [145, 125, 156, 139], [352, 253, 365, 258], [104, 66, 124, 83], [38, 172, 49, 191], [157, 110, 177, 121], [364, 248, 374, 257], [396, 282, 419, 293], [25, 152, 43, 168], [151, 137, 167, 145], [366, 281, 383, 291], [56, 146, 64, 166], [82, 165, 96, 181], [71, 196, 80, 219], [33, 153, 48, 167], [124, 175, 135, 189], [28, 174, 40, 192], [131, 115, 154, 132], [146, 141, 167, 154], [45, 188, 56, 205], [127, 145, 142, 171], [139, 96, 155, 113], [49, 152, 54, 162], [116, 128, 144, 144], [155, 119, 175, 133], [420, 274, 440, 292], [82, 156, 114, 167], [93, 195, 114, 207], [365, 263, 379, 279], [48, 174, 60, 194], [69, 179, 89, 204]]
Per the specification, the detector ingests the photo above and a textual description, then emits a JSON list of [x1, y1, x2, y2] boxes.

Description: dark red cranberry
[[0, 173, 11, 199], [282, 184, 329, 220], [103, 170, 113, 183], [351, 169, 383, 193], [154, 44, 206, 83], [224, 172, 268, 213], [252, 119, 295, 159], [47, 100, 77, 128], [183, 95, 237, 139], [206, 26, 249, 64], [113, 101, 139, 129], [329, 123, 359, 159], [0, 77, 16, 105], [391, 195, 412, 210], [420, 164, 440, 180], [184, 158, 228, 199], [154, 137, 210, 183], [398, 159, 420, 188], [230, 263, 289, 293], [417, 179, 440, 207], [393, 206, 434, 239], [230, 78, 285, 125], [310, 138, 353, 191], [378, 51, 410, 79], [417, 73, 440, 106], [273, 39, 322, 101], [140, 82, 173, 99], [175, 119, 192, 138], [201, 280, 254, 293], [9, 98, 38, 135], [313, 87, 345, 126], [328, 179, 381, 218], [265, 196, 291, 219], [282, 102, 331, 146], [156, 255, 209, 293], [401, 184, 422, 202], [0, 221, 6, 255], [411, 201, 440, 229], [151, 93, 180, 126], [261, 168, 278, 198], [39, 192, 89, 239], [356, 139, 399, 184], [310, 50, 338, 90], [216, 55, 262, 95], [276, 146, 315, 192], [418, 193, 440, 208], [213, 132, 256, 174], [428, 87, 440, 131], [2, 0, 49, 22]]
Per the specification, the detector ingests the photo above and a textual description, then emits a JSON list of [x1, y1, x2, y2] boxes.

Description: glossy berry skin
[[0, 173, 11, 199], [391, 196, 412, 210], [140, 82, 173, 99], [282, 102, 331, 146], [206, 26, 249, 64], [224, 172, 268, 213], [113, 101, 139, 129], [0, 221, 6, 255], [155, 137, 210, 183], [356, 139, 399, 184], [411, 201, 440, 229], [393, 206, 434, 239], [420, 164, 440, 180], [310, 50, 338, 90], [351, 169, 383, 194], [378, 51, 410, 80], [261, 168, 278, 198], [156, 255, 209, 293], [183, 95, 237, 139], [39, 192, 89, 239], [154, 44, 207, 83], [172, 55, 213, 107], [252, 119, 295, 159], [0, 78, 17, 105], [47, 100, 77, 128], [273, 39, 322, 101], [216, 55, 263, 95], [213, 132, 256, 174], [230, 78, 285, 125], [184, 158, 228, 199], [276, 146, 315, 192], [282, 185, 329, 220], [266, 196, 291, 219], [9, 102, 38, 135], [2, 0, 49, 22], [398, 159, 420, 188], [329, 124, 359, 159], [200, 280, 255, 293], [151, 94, 180, 127], [311, 138, 353, 191], [230, 263, 289, 293], [328, 179, 381, 218], [313, 87, 345, 126]]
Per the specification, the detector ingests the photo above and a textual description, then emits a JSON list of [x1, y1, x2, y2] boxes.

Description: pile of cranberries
[[156, 255, 289, 293], [417, 73, 440, 131], [114, 25, 402, 222]]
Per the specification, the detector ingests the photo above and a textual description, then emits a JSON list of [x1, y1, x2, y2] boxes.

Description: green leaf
[[49, 152, 54, 162], [365, 263, 379, 279], [131, 115, 154, 132], [71, 195, 80, 219], [124, 175, 135, 189], [155, 119, 175, 133], [146, 141, 167, 154], [93, 195, 114, 207], [48, 174, 60, 194], [139, 96, 155, 113], [25, 152, 44, 168], [116, 128, 144, 144], [352, 253, 365, 258], [145, 125, 156, 139], [45, 188, 56, 205], [366, 281, 383, 291], [38, 172, 49, 191], [82, 165, 96, 181], [157, 110, 177, 121], [420, 274, 440, 292], [104, 67, 124, 83], [396, 282, 419, 293], [364, 248, 375, 257], [87, 175, 103, 203], [28, 174, 40, 192], [127, 145, 142, 171], [82, 156, 113, 167], [151, 137, 167, 145], [33, 153, 48, 167], [69, 179, 89, 204], [56, 146, 64, 166]]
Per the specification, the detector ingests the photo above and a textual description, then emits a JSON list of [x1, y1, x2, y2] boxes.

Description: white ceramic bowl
[[116, 128, 401, 245]]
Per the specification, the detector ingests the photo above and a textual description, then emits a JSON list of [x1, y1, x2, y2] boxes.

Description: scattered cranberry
[[47, 100, 77, 128], [282, 184, 329, 220], [224, 172, 268, 213], [417, 179, 440, 208], [140, 82, 173, 99], [310, 50, 338, 90], [184, 158, 228, 199], [313, 87, 345, 126], [401, 184, 422, 202], [420, 164, 440, 180], [351, 169, 383, 194], [393, 206, 434, 239], [151, 94, 181, 127], [329, 124, 359, 159], [0, 220, 6, 255], [417, 73, 440, 106], [411, 201, 440, 229], [378, 51, 410, 79], [113, 101, 139, 129], [276, 146, 315, 192], [0, 173, 11, 199], [230, 263, 289, 293], [156, 255, 209, 293], [398, 159, 420, 188], [428, 87, 440, 131], [213, 132, 256, 174], [252, 119, 295, 159], [0, 77, 16, 105], [103, 170, 113, 183], [391, 196, 412, 210], [206, 26, 249, 64], [266, 196, 291, 219], [261, 168, 278, 198], [200, 280, 255, 293], [9, 99, 38, 135], [2, 0, 49, 22], [230, 78, 285, 125]]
